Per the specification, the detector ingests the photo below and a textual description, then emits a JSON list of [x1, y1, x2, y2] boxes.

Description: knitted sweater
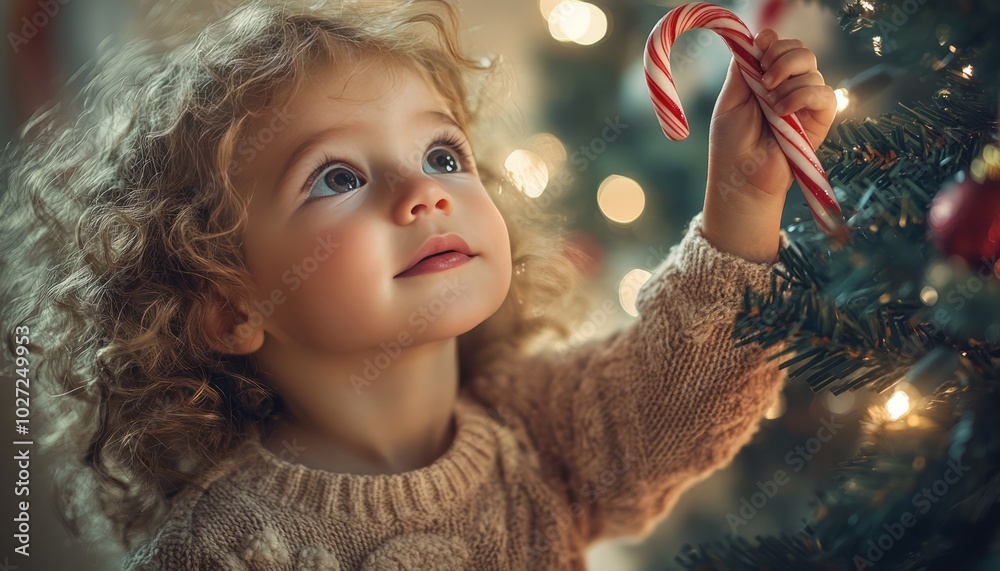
[[121, 210, 792, 570]]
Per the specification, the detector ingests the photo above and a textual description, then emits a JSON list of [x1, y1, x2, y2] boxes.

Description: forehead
[[265, 57, 451, 129]]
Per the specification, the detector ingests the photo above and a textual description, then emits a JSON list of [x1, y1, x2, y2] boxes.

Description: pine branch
[[674, 2, 1000, 567], [734, 68, 998, 396]]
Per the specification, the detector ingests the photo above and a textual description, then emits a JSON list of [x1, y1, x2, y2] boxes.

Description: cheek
[[245, 215, 389, 330], [476, 197, 511, 264], [470, 195, 513, 297], [285, 220, 387, 307]]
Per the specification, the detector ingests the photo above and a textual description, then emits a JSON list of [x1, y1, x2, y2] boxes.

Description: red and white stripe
[[644, 2, 850, 242]]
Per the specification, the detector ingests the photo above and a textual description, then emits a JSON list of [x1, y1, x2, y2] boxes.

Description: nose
[[390, 173, 453, 224]]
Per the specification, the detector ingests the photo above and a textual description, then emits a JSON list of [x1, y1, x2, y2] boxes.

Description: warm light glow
[[597, 175, 645, 225], [824, 390, 856, 415], [962, 65, 974, 77], [886, 390, 910, 420], [525, 132, 567, 171], [919, 285, 939, 306], [860, 0, 875, 11], [539, 0, 562, 19], [928, 191, 956, 229], [574, 4, 608, 46], [547, 1, 590, 42], [872, 36, 883, 56], [764, 393, 786, 419], [926, 260, 953, 288], [504, 149, 549, 198], [834, 88, 850, 112], [618, 269, 652, 317], [546, 1, 607, 45]]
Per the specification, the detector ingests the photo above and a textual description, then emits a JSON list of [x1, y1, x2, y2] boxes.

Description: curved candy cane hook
[[643, 2, 851, 244]]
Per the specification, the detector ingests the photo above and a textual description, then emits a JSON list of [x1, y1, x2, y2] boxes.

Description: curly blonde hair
[[0, 0, 592, 554]]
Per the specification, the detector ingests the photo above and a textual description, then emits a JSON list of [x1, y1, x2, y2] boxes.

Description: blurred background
[[1, 0, 933, 569]]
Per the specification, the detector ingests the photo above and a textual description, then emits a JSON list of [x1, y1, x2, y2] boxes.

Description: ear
[[202, 293, 265, 355]]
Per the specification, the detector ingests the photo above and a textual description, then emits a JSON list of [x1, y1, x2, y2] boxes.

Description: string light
[[834, 88, 850, 112], [597, 175, 646, 225], [886, 390, 910, 420], [545, 0, 608, 46], [919, 285, 939, 306], [970, 143, 1000, 183], [872, 36, 883, 56], [504, 149, 548, 198], [524, 132, 567, 172], [618, 269, 652, 317]]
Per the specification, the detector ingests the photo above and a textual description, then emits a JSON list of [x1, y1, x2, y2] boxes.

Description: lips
[[395, 233, 475, 278]]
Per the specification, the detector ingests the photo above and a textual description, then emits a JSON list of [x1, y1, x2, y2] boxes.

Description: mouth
[[394, 250, 475, 278], [395, 233, 476, 278]]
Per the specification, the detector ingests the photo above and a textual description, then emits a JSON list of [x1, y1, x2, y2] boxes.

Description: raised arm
[[463, 210, 792, 544]]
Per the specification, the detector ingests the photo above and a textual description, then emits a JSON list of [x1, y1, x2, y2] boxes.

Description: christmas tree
[[674, 0, 1000, 569]]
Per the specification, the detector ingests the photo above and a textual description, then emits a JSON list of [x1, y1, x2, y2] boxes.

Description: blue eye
[[308, 164, 366, 199], [424, 147, 461, 174]]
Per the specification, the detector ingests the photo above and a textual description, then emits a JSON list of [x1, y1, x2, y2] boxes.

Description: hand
[[702, 29, 837, 263]]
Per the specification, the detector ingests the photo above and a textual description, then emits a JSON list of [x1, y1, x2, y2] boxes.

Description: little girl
[[0, 0, 836, 569]]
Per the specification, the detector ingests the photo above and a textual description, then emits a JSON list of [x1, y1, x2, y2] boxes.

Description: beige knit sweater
[[121, 210, 791, 570]]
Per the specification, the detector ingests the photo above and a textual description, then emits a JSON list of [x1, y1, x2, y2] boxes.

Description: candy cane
[[643, 2, 850, 243]]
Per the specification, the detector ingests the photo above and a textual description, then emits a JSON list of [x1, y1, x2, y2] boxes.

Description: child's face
[[231, 59, 512, 355]]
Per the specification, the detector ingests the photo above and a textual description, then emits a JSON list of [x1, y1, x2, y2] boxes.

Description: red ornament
[[927, 172, 1000, 276], [758, 0, 788, 29]]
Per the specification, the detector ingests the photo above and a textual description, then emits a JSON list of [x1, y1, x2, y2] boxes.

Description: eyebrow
[[278, 109, 464, 194]]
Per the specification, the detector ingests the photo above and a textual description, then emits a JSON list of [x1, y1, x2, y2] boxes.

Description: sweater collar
[[222, 394, 500, 522]]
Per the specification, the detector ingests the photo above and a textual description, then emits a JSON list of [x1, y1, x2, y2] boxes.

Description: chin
[[413, 306, 492, 342]]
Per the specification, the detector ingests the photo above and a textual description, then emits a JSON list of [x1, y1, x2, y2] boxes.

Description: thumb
[[714, 57, 754, 117]]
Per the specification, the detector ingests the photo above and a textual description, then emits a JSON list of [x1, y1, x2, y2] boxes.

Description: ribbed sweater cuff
[[642, 210, 790, 313]]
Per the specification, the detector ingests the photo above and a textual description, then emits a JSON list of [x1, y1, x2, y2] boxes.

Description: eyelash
[[300, 131, 473, 199]]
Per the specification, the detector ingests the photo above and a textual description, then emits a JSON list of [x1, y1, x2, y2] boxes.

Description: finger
[[765, 71, 825, 107], [761, 48, 818, 89], [754, 28, 779, 53], [760, 38, 805, 70], [775, 85, 837, 149], [773, 84, 836, 118]]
